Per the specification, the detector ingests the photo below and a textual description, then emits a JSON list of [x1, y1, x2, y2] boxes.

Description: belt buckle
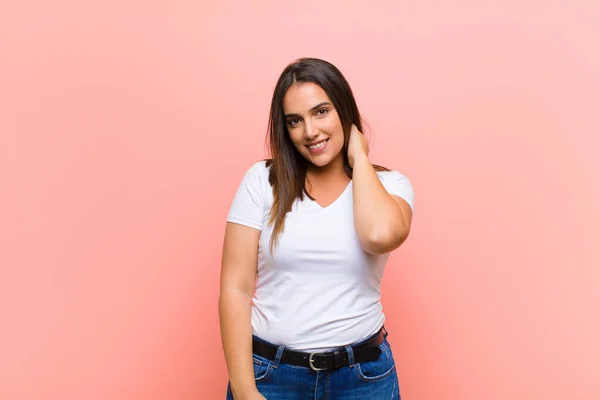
[[308, 352, 327, 372]]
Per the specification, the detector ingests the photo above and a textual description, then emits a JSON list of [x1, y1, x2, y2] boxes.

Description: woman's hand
[[239, 390, 266, 400], [347, 124, 369, 168]]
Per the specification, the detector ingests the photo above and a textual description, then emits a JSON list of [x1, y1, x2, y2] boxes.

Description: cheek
[[324, 116, 343, 136], [327, 122, 345, 143], [289, 129, 304, 146]]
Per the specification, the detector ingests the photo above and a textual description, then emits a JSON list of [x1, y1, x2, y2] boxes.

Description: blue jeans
[[226, 330, 401, 399]]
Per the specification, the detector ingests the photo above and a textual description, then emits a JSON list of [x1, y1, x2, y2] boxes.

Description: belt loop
[[344, 345, 355, 366], [273, 345, 285, 369]]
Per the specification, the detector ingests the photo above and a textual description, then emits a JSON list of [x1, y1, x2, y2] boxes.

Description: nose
[[304, 120, 319, 141]]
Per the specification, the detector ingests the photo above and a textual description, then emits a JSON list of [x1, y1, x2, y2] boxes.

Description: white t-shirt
[[227, 160, 415, 352]]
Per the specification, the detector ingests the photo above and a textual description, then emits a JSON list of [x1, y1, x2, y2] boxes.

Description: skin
[[219, 82, 412, 400], [284, 82, 412, 252], [284, 82, 350, 204]]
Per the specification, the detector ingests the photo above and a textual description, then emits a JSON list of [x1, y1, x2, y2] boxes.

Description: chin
[[297, 144, 343, 169], [306, 154, 339, 169], [309, 160, 331, 168]]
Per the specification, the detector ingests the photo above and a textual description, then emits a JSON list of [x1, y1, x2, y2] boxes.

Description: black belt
[[252, 327, 385, 372]]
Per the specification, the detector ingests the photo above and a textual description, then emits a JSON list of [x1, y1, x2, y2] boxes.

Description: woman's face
[[283, 82, 345, 170]]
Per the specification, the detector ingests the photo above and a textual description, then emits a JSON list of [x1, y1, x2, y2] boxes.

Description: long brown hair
[[265, 57, 387, 251]]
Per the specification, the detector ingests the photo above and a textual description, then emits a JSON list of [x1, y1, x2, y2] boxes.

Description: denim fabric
[[226, 331, 400, 399]]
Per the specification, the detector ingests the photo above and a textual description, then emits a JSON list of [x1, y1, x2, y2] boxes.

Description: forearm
[[352, 154, 409, 254], [219, 289, 257, 398]]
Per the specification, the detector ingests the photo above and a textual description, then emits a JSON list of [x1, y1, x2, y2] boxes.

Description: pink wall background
[[1, 1, 599, 399]]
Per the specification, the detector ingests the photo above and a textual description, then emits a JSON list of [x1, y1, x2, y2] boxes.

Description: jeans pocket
[[355, 340, 396, 382], [252, 356, 272, 382]]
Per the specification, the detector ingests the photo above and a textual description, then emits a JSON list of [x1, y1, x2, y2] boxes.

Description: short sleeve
[[379, 170, 415, 212], [227, 162, 265, 231]]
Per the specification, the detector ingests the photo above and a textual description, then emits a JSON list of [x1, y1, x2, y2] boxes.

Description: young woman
[[219, 57, 414, 400]]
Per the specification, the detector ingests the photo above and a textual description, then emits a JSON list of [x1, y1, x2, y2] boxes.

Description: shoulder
[[248, 160, 272, 189], [254, 159, 272, 175], [375, 168, 415, 211], [376, 169, 412, 184], [233, 160, 273, 203], [241, 159, 271, 182]]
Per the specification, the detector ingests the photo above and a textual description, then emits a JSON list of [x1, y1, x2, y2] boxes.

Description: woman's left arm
[[349, 125, 413, 254]]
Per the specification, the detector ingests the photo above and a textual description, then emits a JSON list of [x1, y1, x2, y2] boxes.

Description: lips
[[306, 138, 329, 155], [307, 138, 328, 150]]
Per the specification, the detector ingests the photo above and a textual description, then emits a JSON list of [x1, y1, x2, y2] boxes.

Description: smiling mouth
[[307, 139, 328, 150]]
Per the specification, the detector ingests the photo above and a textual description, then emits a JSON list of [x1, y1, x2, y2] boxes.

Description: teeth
[[309, 140, 327, 150]]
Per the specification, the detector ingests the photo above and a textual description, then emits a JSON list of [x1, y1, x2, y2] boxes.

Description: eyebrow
[[284, 102, 331, 119]]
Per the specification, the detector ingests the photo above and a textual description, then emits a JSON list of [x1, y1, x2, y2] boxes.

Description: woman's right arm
[[219, 222, 265, 400]]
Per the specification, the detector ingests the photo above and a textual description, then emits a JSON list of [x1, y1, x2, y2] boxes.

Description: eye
[[317, 108, 328, 115], [288, 118, 301, 127]]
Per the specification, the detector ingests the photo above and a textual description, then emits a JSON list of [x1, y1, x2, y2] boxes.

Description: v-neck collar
[[310, 180, 352, 210]]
